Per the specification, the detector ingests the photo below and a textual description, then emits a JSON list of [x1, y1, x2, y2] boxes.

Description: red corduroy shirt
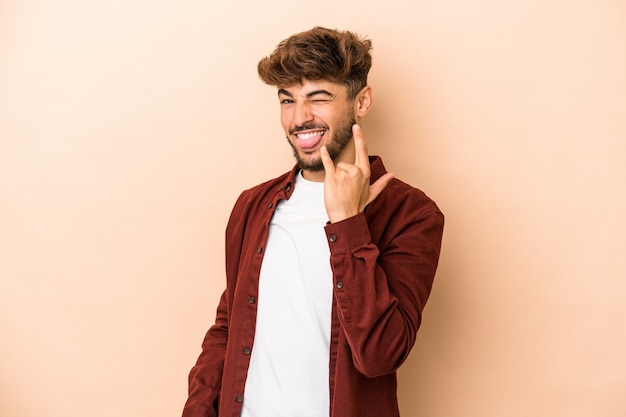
[[183, 156, 444, 417]]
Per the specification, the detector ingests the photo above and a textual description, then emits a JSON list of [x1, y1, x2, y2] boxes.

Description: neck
[[301, 169, 325, 182]]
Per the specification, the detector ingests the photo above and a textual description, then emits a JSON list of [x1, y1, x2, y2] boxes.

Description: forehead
[[277, 79, 348, 97]]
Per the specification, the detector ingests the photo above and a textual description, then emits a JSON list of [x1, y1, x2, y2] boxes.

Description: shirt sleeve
[[182, 290, 228, 417], [324, 193, 444, 378]]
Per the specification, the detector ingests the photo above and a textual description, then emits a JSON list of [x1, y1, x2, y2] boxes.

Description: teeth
[[296, 130, 324, 140]]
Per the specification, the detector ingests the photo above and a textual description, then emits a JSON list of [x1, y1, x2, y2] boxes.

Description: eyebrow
[[277, 89, 335, 99]]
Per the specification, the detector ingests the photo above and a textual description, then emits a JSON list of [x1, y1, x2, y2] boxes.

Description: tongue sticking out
[[296, 130, 325, 150]]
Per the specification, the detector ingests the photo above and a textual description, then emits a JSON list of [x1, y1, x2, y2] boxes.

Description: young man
[[183, 27, 444, 417]]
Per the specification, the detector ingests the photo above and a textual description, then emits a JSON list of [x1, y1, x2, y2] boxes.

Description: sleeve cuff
[[324, 213, 371, 253]]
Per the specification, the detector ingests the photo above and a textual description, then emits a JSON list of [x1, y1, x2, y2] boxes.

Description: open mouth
[[295, 129, 326, 150]]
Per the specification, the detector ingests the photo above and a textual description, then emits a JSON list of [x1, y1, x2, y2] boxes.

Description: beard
[[287, 110, 356, 172]]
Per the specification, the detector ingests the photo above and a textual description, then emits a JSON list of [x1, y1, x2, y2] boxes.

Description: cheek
[[280, 110, 292, 132]]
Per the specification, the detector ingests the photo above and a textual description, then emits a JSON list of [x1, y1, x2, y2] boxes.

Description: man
[[183, 27, 444, 417]]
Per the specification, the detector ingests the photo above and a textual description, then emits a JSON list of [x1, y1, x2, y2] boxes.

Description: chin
[[295, 154, 324, 172]]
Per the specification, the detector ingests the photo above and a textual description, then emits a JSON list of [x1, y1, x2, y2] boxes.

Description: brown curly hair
[[257, 27, 373, 99]]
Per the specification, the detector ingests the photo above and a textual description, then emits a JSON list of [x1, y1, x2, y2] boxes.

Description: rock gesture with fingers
[[320, 124, 395, 223]]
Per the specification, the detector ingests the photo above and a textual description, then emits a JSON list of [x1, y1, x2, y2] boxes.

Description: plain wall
[[1, 1, 625, 416]]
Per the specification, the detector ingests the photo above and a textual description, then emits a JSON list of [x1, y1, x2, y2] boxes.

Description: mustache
[[289, 123, 328, 135]]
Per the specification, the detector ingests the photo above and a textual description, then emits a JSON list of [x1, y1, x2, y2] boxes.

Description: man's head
[[258, 27, 374, 180]]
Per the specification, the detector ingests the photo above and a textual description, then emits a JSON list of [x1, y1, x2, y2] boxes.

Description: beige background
[[1, 1, 625, 416]]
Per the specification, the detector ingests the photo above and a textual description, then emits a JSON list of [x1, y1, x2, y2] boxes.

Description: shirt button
[[329, 234, 337, 243], [257, 246, 263, 254], [248, 297, 256, 304], [243, 348, 251, 355], [236, 395, 243, 403], [336, 281, 343, 289]]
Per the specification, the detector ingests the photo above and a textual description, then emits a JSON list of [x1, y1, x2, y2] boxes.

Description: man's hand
[[320, 124, 395, 223]]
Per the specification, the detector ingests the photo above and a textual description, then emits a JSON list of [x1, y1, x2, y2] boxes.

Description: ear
[[354, 86, 373, 117]]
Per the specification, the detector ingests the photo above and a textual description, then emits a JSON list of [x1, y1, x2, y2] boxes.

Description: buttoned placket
[[236, 181, 293, 409]]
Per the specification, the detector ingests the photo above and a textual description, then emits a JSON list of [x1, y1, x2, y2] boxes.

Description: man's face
[[278, 80, 356, 175]]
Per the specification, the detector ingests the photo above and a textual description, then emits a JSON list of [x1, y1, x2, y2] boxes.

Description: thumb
[[366, 173, 395, 206]]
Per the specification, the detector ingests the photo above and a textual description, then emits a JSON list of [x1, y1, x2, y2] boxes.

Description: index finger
[[352, 124, 369, 170], [320, 145, 336, 175]]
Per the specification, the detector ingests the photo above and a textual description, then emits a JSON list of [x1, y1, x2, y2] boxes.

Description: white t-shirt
[[241, 171, 333, 417]]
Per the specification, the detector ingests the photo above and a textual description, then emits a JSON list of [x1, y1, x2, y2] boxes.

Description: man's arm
[[325, 200, 443, 377], [182, 188, 253, 417], [182, 290, 229, 417], [321, 124, 444, 377]]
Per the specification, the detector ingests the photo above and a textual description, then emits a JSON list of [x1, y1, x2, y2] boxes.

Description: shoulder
[[388, 178, 441, 212], [378, 178, 444, 229], [370, 156, 443, 218]]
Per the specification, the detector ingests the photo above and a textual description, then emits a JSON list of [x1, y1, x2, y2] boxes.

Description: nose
[[293, 100, 314, 127]]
